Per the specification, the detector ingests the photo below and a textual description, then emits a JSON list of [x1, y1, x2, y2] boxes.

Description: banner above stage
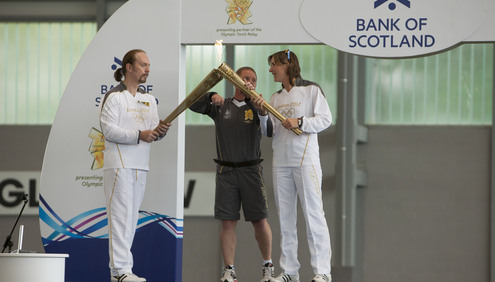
[[181, 0, 319, 44], [181, 0, 493, 58], [300, 0, 487, 58]]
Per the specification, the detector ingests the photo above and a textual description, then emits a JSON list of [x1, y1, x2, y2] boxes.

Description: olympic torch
[[214, 63, 302, 135], [154, 69, 223, 131]]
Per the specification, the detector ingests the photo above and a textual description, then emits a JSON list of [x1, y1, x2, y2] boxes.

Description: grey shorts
[[214, 164, 269, 221]]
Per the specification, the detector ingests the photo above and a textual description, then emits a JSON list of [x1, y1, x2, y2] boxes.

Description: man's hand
[[245, 81, 255, 91], [211, 94, 225, 106], [252, 95, 268, 116], [140, 130, 159, 143], [143, 121, 171, 142], [155, 121, 171, 138], [239, 81, 256, 99]]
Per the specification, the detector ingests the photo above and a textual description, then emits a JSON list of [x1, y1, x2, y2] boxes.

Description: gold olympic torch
[[154, 69, 223, 131], [156, 62, 301, 136], [214, 63, 302, 135]]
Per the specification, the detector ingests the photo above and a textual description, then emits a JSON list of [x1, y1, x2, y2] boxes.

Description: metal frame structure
[[0, 0, 124, 29], [492, 46, 495, 282], [334, 52, 367, 282]]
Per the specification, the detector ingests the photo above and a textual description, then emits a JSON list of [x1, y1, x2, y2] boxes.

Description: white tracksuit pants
[[273, 165, 332, 276], [104, 168, 147, 277]]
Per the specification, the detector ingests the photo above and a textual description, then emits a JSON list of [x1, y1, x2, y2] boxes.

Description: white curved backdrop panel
[[39, 0, 184, 281]]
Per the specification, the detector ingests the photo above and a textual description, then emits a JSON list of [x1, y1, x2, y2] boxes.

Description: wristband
[[297, 117, 303, 128]]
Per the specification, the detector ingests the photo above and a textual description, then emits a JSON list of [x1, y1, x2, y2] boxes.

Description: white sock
[[262, 259, 273, 266]]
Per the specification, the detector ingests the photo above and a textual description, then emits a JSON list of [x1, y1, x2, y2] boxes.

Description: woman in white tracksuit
[[253, 50, 332, 282]]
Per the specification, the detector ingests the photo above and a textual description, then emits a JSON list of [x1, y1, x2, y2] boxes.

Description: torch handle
[[215, 64, 302, 135]]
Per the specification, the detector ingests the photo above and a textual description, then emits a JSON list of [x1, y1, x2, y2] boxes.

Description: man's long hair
[[114, 49, 146, 82]]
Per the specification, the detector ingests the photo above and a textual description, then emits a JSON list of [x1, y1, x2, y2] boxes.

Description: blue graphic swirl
[[40, 194, 183, 246]]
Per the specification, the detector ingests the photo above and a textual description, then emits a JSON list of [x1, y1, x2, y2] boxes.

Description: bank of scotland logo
[[111, 57, 122, 70], [374, 0, 410, 10]]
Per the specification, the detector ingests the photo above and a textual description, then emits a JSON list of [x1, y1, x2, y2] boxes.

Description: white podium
[[0, 253, 69, 282]]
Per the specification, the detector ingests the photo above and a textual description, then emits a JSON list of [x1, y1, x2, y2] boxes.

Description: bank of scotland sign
[[300, 0, 487, 58], [374, 0, 410, 10]]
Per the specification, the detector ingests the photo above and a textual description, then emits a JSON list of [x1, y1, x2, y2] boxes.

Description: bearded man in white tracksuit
[[253, 50, 332, 282], [99, 49, 171, 282]]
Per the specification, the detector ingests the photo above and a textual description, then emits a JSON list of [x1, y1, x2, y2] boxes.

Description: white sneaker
[[220, 267, 237, 282], [260, 262, 274, 282], [270, 272, 299, 282], [311, 274, 330, 282], [111, 273, 146, 282]]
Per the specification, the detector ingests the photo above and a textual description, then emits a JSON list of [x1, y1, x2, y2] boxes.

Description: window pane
[[185, 45, 226, 125], [365, 43, 493, 125], [0, 22, 96, 124]]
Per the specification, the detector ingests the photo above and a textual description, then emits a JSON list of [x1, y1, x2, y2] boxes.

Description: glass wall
[[184, 45, 226, 125], [0, 22, 492, 126], [365, 43, 493, 125], [0, 22, 96, 124]]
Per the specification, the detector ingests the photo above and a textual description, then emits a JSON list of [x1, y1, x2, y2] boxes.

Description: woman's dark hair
[[114, 49, 146, 82], [267, 49, 301, 86]]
